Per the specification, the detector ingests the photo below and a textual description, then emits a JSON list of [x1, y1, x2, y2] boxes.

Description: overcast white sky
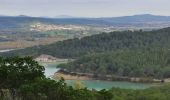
[[0, 0, 170, 17]]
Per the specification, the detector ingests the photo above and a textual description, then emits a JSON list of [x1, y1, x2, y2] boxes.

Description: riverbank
[[53, 72, 92, 80], [42, 63, 163, 90], [53, 70, 166, 83]]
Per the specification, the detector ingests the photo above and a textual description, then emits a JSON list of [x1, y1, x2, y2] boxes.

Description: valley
[[1, 14, 170, 100], [1, 0, 170, 99], [20, 26, 170, 91]]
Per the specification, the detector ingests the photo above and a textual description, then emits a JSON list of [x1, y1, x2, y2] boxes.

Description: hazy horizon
[[0, 0, 170, 17], [1, 14, 170, 19]]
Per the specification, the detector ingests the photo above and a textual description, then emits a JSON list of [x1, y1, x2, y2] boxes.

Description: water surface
[[42, 62, 152, 90], [66, 80, 152, 90], [40, 62, 60, 77]]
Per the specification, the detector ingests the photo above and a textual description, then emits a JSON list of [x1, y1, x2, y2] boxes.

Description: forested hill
[[59, 49, 170, 79], [1, 27, 170, 58]]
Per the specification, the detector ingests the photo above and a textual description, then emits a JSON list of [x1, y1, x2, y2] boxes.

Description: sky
[[0, 0, 170, 17]]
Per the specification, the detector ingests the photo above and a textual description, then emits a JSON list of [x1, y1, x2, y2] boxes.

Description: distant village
[[30, 23, 87, 32]]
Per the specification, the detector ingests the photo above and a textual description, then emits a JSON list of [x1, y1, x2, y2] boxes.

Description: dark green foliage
[[109, 86, 170, 100], [59, 49, 170, 79], [19, 78, 95, 100], [19, 78, 69, 100], [2, 27, 170, 58], [0, 56, 45, 89]]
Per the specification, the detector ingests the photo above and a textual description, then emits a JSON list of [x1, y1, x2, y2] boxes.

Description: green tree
[[0, 56, 45, 89]]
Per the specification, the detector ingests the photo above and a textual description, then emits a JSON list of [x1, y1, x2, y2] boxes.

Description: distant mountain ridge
[[0, 14, 170, 29], [55, 15, 77, 18], [100, 14, 170, 23]]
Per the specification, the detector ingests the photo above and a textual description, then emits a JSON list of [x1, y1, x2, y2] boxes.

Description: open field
[[0, 36, 66, 50]]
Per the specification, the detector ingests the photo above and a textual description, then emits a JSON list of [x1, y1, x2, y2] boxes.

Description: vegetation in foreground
[[0, 57, 170, 100]]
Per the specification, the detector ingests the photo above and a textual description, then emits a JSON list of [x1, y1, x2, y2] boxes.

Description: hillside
[[2, 27, 170, 58], [58, 49, 170, 79]]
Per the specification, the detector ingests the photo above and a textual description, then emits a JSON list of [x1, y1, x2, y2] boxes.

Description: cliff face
[[0, 89, 21, 100]]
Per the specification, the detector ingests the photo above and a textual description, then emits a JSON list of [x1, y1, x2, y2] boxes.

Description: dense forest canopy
[[0, 57, 45, 88], [59, 49, 170, 79], [2, 27, 170, 58]]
